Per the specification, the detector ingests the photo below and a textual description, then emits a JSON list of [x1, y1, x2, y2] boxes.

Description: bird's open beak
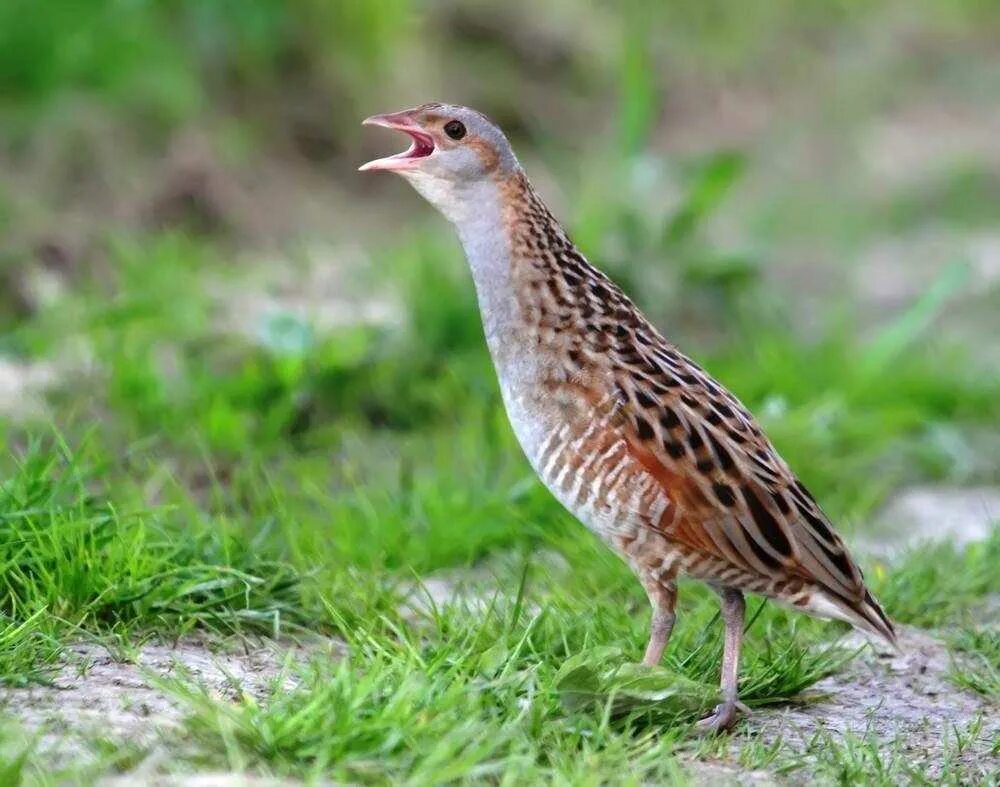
[[359, 111, 435, 172]]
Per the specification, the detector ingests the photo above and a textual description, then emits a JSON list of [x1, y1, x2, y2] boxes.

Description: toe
[[695, 702, 741, 733]]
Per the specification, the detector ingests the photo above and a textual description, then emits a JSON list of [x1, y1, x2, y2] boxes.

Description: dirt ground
[[726, 627, 998, 783], [0, 637, 340, 775], [3, 561, 996, 783], [4, 622, 995, 785], [0, 487, 1000, 787], [3, 482, 998, 783]]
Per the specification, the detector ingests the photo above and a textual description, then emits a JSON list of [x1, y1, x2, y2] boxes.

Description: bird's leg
[[640, 577, 677, 667], [643, 604, 676, 667], [697, 587, 749, 733]]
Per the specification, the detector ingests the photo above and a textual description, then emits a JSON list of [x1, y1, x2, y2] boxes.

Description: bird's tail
[[851, 588, 898, 648], [807, 587, 898, 650]]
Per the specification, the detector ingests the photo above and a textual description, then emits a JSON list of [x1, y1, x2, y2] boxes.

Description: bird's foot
[[695, 700, 749, 734]]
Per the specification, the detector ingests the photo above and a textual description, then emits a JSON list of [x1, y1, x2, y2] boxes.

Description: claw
[[695, 700, 746, 734]]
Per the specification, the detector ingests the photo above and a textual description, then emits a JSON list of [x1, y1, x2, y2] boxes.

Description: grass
[[874, 532, 999, 629], [0, 722, 35, 786], [156, 585, 854, 783], [0, 372, 996, 784], [0, 609, 60, 688], [740, 719, 995, 786], [0, 439, 308, 644], [948, 627, 999, 698]]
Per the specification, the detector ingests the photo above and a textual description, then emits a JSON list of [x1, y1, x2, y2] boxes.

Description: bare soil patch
[[0, 637, 340, 769], [1, 620, 995, 783], [724, 626, 998, 783]]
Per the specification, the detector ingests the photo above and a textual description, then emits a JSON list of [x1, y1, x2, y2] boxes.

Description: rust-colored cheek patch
[[468, 137, 501, 172]]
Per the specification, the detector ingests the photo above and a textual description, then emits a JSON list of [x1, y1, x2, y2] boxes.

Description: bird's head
[[360, 103, 519, 223]]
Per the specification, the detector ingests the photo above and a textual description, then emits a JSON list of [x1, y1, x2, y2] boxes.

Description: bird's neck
[[403, 169, 514, 318], [450, 173, 574, 362], [417, 169, 610, 376]]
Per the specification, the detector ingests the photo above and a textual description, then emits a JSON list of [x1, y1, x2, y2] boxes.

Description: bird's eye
[[444, 120, 466, 140]]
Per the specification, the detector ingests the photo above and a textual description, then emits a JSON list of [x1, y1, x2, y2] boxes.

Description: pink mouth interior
[[360, 119, 436, 171], [392, 128, 434, 161]]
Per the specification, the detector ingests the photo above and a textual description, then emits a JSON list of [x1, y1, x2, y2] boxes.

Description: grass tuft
[[947, 627, 999, 698], [874, 531, 999, 628]]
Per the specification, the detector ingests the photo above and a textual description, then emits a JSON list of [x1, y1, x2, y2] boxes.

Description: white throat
[[403, 172, 517, 360]]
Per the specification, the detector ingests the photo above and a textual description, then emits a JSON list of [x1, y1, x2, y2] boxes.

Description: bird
[[359, 103, 896, 732]]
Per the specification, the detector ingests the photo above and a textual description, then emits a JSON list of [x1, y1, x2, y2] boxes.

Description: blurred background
[[1, 0, 999, 548]]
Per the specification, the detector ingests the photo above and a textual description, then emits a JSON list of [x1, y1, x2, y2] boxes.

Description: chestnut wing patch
[[613, 344, 867, 603]]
